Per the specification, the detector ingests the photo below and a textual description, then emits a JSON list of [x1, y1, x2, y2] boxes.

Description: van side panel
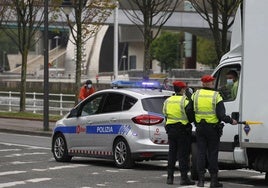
[[240, 0, 268, 146]]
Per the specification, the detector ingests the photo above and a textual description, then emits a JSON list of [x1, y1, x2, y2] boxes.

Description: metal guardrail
[[0, 91, 75, 115]]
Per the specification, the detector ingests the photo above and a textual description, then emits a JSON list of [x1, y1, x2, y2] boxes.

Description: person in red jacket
[[78, 80, 95, 102]]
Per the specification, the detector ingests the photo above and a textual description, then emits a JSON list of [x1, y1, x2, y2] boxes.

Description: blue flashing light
[[111, 80, 161, 89]]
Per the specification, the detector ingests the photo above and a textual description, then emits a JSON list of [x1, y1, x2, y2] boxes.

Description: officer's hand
[[232, 119, 238, 125]]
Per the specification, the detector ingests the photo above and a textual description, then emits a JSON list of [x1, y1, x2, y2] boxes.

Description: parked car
[[51, 84, 173, 168]]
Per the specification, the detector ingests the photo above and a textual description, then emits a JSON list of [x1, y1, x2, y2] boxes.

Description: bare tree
[[55, 0, 115, 104], [119, 0, 182, 77], [189, 0, 241, 60], [0, 0, 46, 112]]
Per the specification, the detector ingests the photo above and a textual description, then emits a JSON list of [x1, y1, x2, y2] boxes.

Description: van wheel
[[52, 133, 72, 162], [113, 138, 134, 168], [190, 142, 198, 180]]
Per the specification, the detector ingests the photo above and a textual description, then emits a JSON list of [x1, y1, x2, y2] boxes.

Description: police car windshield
[[141, 97, 169, 115]]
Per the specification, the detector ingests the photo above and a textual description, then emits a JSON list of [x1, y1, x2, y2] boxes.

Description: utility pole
[[43, 0, 49, 131]]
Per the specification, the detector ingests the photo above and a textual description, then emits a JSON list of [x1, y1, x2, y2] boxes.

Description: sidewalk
[[0, 117, 54, 137]]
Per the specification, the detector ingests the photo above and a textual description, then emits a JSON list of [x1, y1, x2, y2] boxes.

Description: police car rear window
[[141, 96, 169, 115]]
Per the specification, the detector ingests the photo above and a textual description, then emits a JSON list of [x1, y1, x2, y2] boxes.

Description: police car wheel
[[113, 138, 134, 168], [190, 142, 198, 180], [53, 133, 72, 162]]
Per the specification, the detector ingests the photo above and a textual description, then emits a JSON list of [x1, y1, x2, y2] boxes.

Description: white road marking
[[105, 169, 119, 173], [26, 178, 51, 183], [126, 180, 139, 183], [4, 152, 47, 157], [96, 184, 107, 187], [0, 171, 26, 176], [0, 149, 20, 152], [32, 164, 87, 171], [0, 178, 51, 188], [10, 161, 38, 165], [227, 182, 254, 187], [0, 181, 25, 188], [0, 142, 50, 150]]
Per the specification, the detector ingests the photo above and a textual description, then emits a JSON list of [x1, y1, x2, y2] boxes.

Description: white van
[[191, 0, 268, 181]]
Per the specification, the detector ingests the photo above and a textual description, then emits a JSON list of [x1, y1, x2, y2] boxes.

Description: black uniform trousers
[[166, 123, 192, 173], [196, 123, 220, 175]]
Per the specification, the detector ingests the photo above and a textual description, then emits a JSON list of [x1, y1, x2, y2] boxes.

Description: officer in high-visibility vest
[[163, 81, 195, 185], [191, 75, 237, 187]]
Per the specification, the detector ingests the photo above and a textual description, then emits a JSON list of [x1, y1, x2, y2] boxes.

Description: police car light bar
[[111, 80, 161, 89]]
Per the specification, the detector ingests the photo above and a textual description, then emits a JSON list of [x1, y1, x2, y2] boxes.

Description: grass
[[0, 111, 63, 122]]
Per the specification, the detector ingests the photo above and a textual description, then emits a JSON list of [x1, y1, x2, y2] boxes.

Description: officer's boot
[[210, 173, 223, 188], [197, 173, 205, 187], [166, 169, 174, 185], [180, 172, 195, 185]]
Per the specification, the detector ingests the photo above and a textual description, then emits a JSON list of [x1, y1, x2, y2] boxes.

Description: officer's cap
[[201, 75, 215, 83], [173, 81, 187, 88]]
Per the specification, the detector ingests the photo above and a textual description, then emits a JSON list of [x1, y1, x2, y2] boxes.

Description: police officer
[[191, 75, 237, 187], [163, 81, 195, 185]]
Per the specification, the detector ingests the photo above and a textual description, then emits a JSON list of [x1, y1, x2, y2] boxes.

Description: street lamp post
[[122, 55, 127, 72], [54, 36, 60, 70], [113, 0, 119, 80]]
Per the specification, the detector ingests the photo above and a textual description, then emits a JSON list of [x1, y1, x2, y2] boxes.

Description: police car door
[[78, 92, 124, 154], [66, 93, 106, 151]]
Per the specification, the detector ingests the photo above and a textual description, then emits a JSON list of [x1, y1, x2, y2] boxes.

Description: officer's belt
[[196, 119, 219, 127], [167, 122, 188, 126]]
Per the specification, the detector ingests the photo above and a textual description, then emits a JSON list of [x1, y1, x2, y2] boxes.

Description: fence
[[0, 91, 75, 115]]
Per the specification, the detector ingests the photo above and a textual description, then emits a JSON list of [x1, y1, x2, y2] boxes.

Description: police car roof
[[96, 88, 173, 98]]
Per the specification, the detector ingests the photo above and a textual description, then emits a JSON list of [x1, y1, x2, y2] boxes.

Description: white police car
[[51, 81, 172, 168]]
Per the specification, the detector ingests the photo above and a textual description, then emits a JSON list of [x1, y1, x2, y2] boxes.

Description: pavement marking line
[[32, 164, 88, 171], [96, 183, 108, 187], [236, 169, 266, 178], [227, 182, 254, 187], [0, 171, 26, 176], [26, 178, 51, 183], [0, 149, 21, 152], [48, 164, 88, 170], [126, 180, 139, 183], [237, 169, 264, 174], [0, 142, 50, 150], [105, 170, 119, 173], [0, 181, 25, 188], [0, 178, 51, 188], [0, 132, 49, 139], [4, 152, 47, 157], [10, 161, 38, 165]]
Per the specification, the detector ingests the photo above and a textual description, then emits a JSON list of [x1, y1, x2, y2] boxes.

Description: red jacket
[[78, 86, 95, 101]]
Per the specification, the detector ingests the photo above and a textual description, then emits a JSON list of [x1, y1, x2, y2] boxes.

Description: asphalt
[[0, 117, 54, 137]]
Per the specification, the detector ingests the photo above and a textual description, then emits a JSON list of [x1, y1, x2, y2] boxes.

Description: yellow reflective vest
[[163, 95, 189, 125], [192, 89, 223, 124]]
